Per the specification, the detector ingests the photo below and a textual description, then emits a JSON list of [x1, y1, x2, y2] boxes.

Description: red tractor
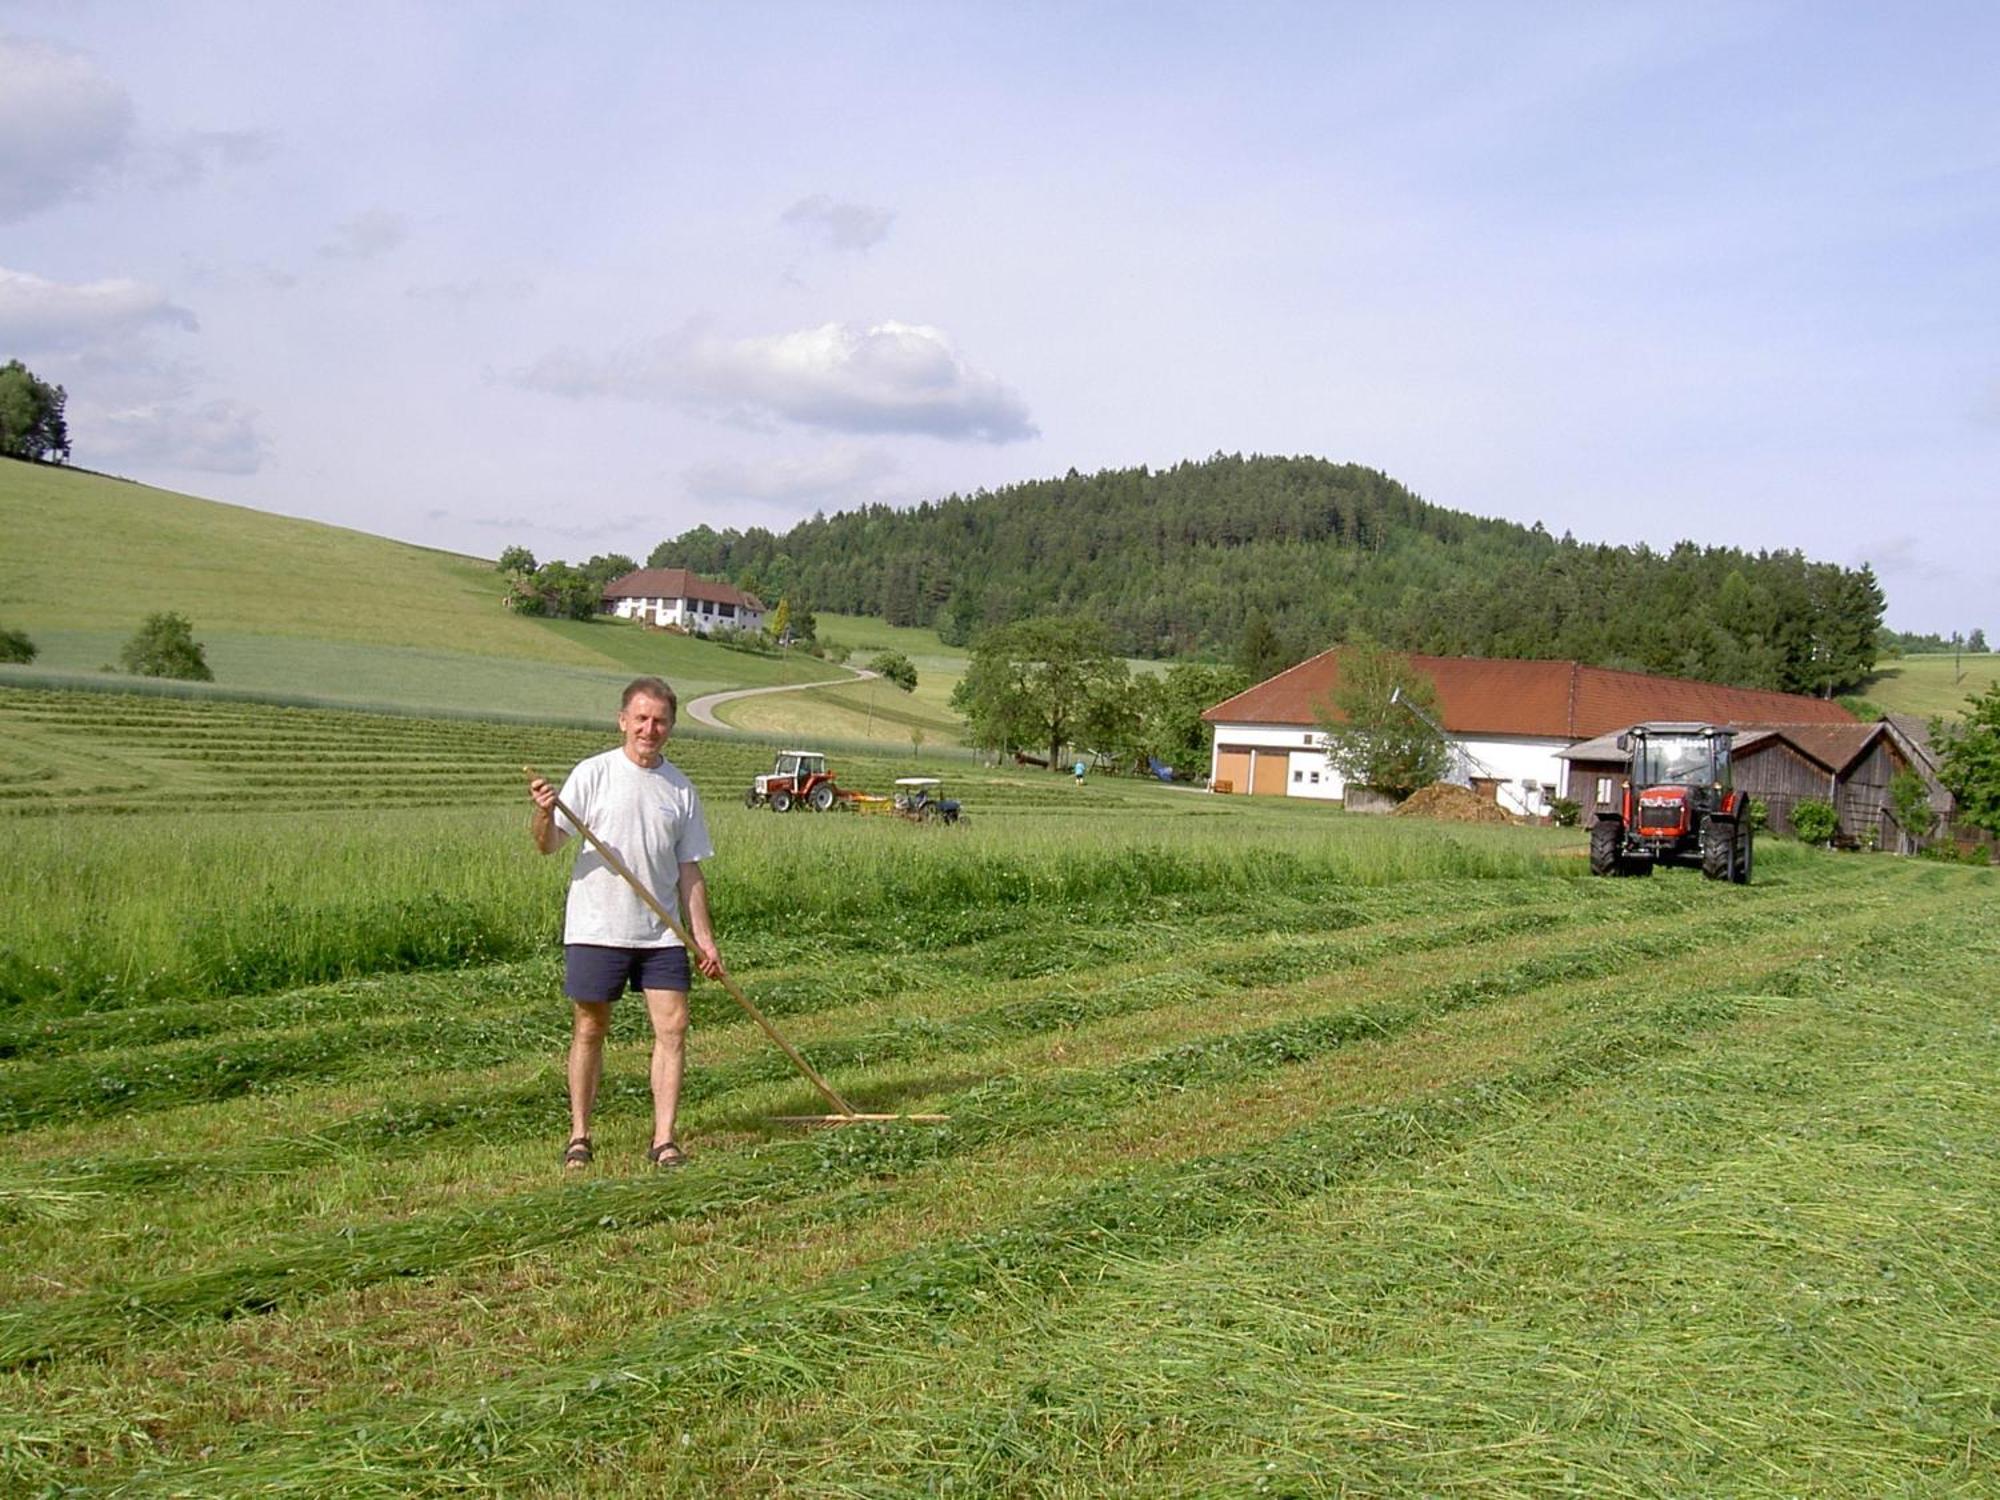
[[1590, 722, 1753, 883], [745, 750, 842, 812]]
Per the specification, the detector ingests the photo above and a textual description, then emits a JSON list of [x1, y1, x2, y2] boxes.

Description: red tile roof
[[603, 568, 765, 611], [1203, 649, 1856, 739]]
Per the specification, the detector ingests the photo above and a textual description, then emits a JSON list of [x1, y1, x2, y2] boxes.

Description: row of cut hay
[[1, 875, 1690, 1146], [7, 868, 1984, 1496], [123, 906, 1922, 1497], [0, 884, 1877, 1372]]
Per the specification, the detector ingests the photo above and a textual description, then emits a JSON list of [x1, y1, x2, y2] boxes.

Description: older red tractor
[[1590, 722, 1753, 883], [744, 750, 842, 812]]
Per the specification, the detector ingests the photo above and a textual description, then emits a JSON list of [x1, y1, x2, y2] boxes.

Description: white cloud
[[683, 445, 900, 507], [320, 208, 409, 260], [0, 266, 198, 351], [0, 34, 134, 221], [522, 320, 1037, 443], [87, 398, 269, 474], [781, 194, 894, 251]]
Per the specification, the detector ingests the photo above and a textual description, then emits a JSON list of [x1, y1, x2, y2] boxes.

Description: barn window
[[1293, 769, 1303, 783], [1595, 776, 1612, 805]]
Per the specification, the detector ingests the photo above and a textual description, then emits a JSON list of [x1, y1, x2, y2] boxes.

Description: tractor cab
[[771, 751, 825, 783], [1590, 723, 1752, 883], [892, 776, 961, 824]]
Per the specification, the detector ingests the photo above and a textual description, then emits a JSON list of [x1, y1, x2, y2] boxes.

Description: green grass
[[0, 463, 841, 717], [1864, 650, 2000, 722], [2, 687, 1997, 1495]]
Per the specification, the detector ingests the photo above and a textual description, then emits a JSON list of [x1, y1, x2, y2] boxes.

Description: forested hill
[[647, 454, 1885, 696]]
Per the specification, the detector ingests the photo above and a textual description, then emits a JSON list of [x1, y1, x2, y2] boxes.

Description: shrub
[[1548, 797, 1580, 827], [0, 625, 36, 664], [870, 650, 918, 693], [120, 612, 213, 681], [1888, 769, 1935, 850], [1748, 798, 1769, 833], [1791, 798, 1838, 846]]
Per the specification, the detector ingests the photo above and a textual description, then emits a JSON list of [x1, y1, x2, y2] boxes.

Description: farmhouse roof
[[1204, 650, 1857, 740], [602, 568, 765, 611]]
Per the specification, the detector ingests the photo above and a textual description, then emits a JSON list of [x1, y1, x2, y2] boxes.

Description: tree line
[[645, 453, 1888, 697]]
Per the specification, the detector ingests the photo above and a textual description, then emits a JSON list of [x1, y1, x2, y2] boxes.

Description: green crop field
[[1865, 651, 2000, 722], [2, 686, 1997, 1495], [0, 463, 837, 719]]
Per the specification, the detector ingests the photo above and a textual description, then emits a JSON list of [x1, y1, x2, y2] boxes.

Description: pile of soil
[[1389, 782, 1516, 824]]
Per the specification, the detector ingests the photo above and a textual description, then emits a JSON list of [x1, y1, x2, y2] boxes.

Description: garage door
[[1252, 752, 1288, 797], [1214, 748, 1251, 794]]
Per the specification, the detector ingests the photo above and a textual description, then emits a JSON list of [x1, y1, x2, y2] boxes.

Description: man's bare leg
[[643, 987, 690, 1154], [568, 1000, 612, 1146]]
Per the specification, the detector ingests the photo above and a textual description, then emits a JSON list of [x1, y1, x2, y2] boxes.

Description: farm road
[[684, 663, 875, 729]]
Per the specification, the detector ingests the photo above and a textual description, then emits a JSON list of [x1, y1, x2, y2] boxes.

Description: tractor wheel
[[743, 788, 760, 809], [809, 782, 837, 812], [770, 789, 793, 813], [1733, 826, 1754, 885], [1701, 818, 1735, 882], [1589, 818, 1622, 877], [918, 803, 938, 823]]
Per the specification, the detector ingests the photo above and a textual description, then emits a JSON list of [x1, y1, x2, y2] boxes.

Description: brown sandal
[[563, 1136, 593, 1169], [647, 1140, 687, 1169]]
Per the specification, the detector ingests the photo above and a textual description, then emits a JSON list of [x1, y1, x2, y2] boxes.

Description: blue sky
[[3, 1, 1993, 634]]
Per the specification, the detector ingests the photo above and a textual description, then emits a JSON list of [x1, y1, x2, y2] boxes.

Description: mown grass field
[[2, 687, 1997, 1495], [0, 463, 834, 718], [1865, 651, 2000, 722]]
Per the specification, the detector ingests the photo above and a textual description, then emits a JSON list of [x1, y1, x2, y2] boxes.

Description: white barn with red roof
[[601, 568, 766, 635], [1201, 650, 1857, 816]]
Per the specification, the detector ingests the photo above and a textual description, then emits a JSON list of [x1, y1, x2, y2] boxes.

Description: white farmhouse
[[601, 568, 766, 636], [1202, 649, 1856, 816]]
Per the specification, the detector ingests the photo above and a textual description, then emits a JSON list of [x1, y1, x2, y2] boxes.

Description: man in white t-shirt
[[528, 676, 723, 1170]]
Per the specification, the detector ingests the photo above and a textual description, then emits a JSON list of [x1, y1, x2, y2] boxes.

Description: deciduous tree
[[1133, 661, 1250, 779], [870, 649, 917, 692], [0, 361, 70, 463], [950, 615, 1127, 768], [1313, 641, 1449, 799], [1936, 683, 2000, 837], [120, 612, 213, 681], [0, 624, 36, 664]]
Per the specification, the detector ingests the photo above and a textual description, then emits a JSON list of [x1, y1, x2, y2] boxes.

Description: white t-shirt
[[552, 749, 715, 947]]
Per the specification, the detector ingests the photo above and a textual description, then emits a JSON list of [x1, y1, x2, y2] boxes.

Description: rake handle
[[527, 767, 858, 1118]]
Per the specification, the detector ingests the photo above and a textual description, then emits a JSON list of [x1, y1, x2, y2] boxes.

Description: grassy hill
[[1864, 652, 2000, 722], [0, 460, 837, 718]]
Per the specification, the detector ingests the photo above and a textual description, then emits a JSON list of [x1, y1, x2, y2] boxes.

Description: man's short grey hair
[[621, 676, 677, 716]]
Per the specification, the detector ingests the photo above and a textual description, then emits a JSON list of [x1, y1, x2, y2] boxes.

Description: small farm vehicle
[[890, 776, 961, 823], [1590, 722, 1753, 883], [745, 750, 842, 812]]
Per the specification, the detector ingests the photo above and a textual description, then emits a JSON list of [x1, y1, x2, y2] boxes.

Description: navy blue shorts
[[564, 944, 692, 1002]]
